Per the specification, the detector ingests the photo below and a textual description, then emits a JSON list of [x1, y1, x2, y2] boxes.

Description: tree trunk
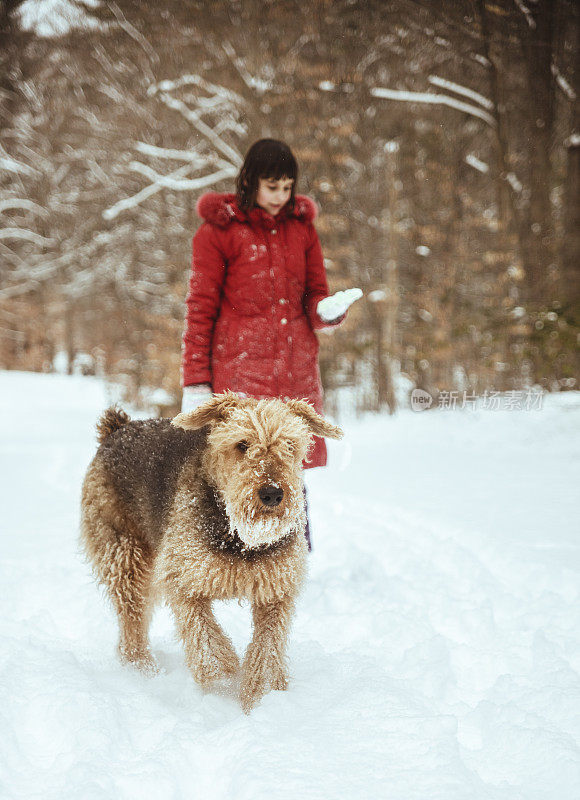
[[562, 14, 580, 312], [477, 0, 557, 306], [521, 0, 556, 299]]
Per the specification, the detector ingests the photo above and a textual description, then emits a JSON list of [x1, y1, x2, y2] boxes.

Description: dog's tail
[[96, 406, 131, 445]]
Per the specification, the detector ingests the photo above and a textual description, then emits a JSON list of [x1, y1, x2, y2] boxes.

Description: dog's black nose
[[258, 485, 284, 507]]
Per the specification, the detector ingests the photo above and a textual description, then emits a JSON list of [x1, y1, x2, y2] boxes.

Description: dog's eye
[[236, 441, 249, 454]]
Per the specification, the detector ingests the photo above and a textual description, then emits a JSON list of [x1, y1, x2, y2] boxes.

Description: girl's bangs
[[261, 155, 297, 181]]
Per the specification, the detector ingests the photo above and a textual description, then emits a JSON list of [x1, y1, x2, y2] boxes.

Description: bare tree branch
[[370, 86, 496, 126]]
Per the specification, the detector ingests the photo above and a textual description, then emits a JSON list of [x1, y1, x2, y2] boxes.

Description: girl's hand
[[317, 288, 363, 323], [181, 384, 212, 413]]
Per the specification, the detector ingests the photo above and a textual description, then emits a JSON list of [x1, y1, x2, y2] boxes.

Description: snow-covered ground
[[18, 0, 103, 38], [1, 370, 579, 799]]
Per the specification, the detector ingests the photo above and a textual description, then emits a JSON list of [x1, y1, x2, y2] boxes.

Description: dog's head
[[172, 392, 343, 548]]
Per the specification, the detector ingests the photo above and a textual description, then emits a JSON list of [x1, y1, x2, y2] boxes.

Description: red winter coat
[[182, 192, 339, 468]]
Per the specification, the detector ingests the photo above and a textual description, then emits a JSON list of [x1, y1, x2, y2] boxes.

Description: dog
[[80, 391, 343, 712]]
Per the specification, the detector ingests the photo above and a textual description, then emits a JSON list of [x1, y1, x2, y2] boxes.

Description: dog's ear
[[172, 391, 244, 431], [285, 399, 343, 440]]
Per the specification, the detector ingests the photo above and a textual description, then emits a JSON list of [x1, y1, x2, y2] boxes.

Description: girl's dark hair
[[236, 139, 298, 210]]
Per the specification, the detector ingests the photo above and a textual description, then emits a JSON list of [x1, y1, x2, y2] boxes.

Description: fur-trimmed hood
[[196, 192, 319, 228]]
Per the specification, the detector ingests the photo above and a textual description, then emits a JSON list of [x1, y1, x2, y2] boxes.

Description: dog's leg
[[81, 465, 159, 674], [240, 596, 295, 713], [111, 536, 158, 674], [84, 521, 158, 674], [169, 596, 240, 687]]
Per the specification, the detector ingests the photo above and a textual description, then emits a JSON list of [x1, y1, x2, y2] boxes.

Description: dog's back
[[89, 412, 207, 548]]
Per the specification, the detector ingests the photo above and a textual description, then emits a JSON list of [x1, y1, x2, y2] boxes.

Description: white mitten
[[317, 288, 363, 323], [181, 384, 212, 413]]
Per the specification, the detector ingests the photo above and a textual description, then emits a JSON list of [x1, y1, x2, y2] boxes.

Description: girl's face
[[255, 176, 294, 216]]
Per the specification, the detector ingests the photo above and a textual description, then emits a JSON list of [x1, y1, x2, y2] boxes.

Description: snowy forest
[[2, 5, 580, 798], [1, 0, 579, 414]]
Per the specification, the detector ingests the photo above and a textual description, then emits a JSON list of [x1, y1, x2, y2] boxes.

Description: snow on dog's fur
[[80, 391, 342, 712]]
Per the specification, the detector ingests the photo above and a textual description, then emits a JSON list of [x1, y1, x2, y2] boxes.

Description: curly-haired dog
[[80, 392, 343, 712]]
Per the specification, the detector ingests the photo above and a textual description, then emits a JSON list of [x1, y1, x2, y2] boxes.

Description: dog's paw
[[239, 659, 269, 713], [270, 669, 289, 691], [119, 646, 160, 676], [240, 664, 288, 709], [240, 681, 262, 714], [138, 656, 161, 677], [190, 649, 239, 688]]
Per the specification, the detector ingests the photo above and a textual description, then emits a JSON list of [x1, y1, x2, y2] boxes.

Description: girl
[[181, 138, 360, 548]]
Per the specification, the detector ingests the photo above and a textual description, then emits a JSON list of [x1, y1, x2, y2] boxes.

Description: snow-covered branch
[[102, 162, 194, 220], [506, 172, 523, 193], [465, 154, 489, 173], [428, 75, 493, 110], [370, 87, 496, 127], [0, 240, 102, 299], [134, 142, 207, 164], [551, 64, 576, 101], [0, 228, 54, 246], [0, 155, 39, 178], [102, 163, 237, 220], [513, 0, 536, 29], [128, 161, 238, 192], [213, 117, 247, 138], [101, 71, 245, 220], [147, 74, 244, 106], [222, 40, 272, 94], [108, 2, 159, 63], [156, 93, 244, 166], [0, 199, 49, 216], [0, 243, 25, 267]]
